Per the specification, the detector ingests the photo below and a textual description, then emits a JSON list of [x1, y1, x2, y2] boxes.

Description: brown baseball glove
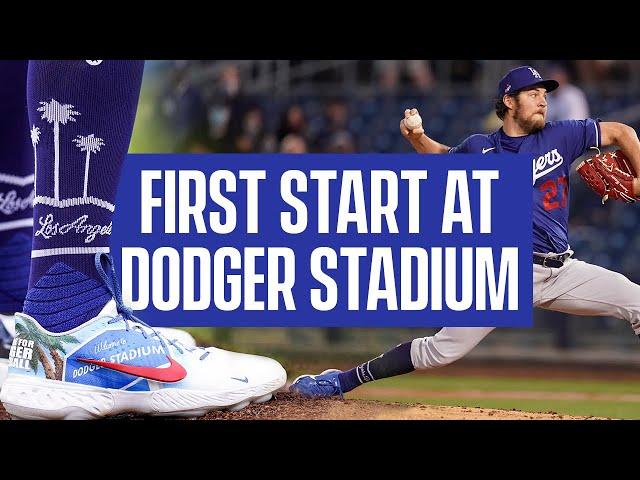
[[576, 149, 638, 204]]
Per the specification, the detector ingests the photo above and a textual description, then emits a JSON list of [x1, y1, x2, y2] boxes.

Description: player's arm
[[599, 121, 640, 194], [400, 108, 450, 154]]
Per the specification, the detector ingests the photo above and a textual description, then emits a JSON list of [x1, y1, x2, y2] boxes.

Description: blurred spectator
[[233, 107, 265, 153], [546, 63, 590, 121], [161, 67, 209, 145], [206, 63, 252, 152], [375, 60, 400, 92], [574, 60, 631, 91], [277, 104, 307, 141], [280, 134, 308, 153], [374, 60, 436, 92], [326, 98, 349, 129], [406, 60, 436, 89], [449, 60, 479, 83], [313, 98, 355, 152], [327, 130, 356, 153], [233, 105, 274, 153], [220, 63, 242, 97]]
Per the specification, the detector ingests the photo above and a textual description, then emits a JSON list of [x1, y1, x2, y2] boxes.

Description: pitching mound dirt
[[200, 392, 606, 420], [0, 393, 607, 420]]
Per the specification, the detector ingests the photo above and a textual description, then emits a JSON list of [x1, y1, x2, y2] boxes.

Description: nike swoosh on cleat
[[231, 376, 249, 383], [77, 356, 187, 383]]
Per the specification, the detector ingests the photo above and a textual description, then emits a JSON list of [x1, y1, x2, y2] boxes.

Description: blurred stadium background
[[128, 60, 640, 418]]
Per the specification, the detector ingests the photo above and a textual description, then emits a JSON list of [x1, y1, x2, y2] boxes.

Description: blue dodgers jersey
[[449, 119, 601, 254]]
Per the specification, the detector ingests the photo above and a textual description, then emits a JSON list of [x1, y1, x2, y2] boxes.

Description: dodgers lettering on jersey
[[449, 119, 601, 254]]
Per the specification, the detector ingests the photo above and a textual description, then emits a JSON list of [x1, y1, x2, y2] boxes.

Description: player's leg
[[0, 61, 195, 389], [535, 258, 640, 334], [0, 61, 286, 419], [0, 60, 193, 389], [0, 61, 32, 386], [290, 326, 494, 398], [0, 60, 32, 316], [290, 259, 555, 398]]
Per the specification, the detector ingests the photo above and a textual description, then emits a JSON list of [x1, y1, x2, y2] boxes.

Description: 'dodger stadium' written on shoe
[[0, 253, 287, 420], [0, 310, 197, 390]]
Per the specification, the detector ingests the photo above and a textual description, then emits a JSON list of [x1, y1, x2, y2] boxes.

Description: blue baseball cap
[[497, 66, 559, 98]]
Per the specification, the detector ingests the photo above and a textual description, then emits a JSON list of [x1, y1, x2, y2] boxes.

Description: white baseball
[[405, 113, 422, 130]]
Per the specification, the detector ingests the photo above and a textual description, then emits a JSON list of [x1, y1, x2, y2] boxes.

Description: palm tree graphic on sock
[[30, 125, 40, 194], [33, 99, 113, 212], [73, 134, 105, 199]]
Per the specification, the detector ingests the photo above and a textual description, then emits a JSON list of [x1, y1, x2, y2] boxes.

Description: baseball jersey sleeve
[[553, 119, 601, 161], [448, 134, 485, 154], [448, 138, 471, 154]]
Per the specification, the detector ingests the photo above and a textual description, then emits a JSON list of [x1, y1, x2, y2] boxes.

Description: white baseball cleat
[[0, 254, 287, 420]]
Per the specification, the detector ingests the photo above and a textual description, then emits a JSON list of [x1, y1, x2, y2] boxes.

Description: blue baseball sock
[[338, 341, 415, 393], [24, 60, 144, 332], [0, 61, 33, 314]]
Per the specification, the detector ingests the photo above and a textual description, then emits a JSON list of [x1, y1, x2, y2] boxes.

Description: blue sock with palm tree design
[[24, 60, 145, 332], [0, 61, 33, 315]]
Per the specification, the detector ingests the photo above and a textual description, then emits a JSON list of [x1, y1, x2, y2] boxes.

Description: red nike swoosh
[[77, 356, 187, 383]]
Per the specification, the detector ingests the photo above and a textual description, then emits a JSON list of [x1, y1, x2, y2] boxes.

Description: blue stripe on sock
[[23, 262, 112, 332]]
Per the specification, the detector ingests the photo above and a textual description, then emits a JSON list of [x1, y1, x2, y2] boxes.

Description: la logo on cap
[[528, 67, 542, 79]]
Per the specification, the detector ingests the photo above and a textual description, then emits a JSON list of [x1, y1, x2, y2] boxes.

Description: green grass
[[352, 396, 640, 419], [347, 374, 640, 419], [129, 83, 174, 154], [358, 374, 640, 395]]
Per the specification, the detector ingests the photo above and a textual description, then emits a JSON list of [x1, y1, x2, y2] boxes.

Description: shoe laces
[[95, 253, 210, 361]]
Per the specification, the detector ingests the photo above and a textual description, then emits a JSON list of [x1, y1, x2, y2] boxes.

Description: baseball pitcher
[[290, 65, 640, 398]]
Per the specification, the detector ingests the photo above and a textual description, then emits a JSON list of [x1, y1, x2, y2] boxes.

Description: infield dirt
[[0, 391, 607, 420]]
